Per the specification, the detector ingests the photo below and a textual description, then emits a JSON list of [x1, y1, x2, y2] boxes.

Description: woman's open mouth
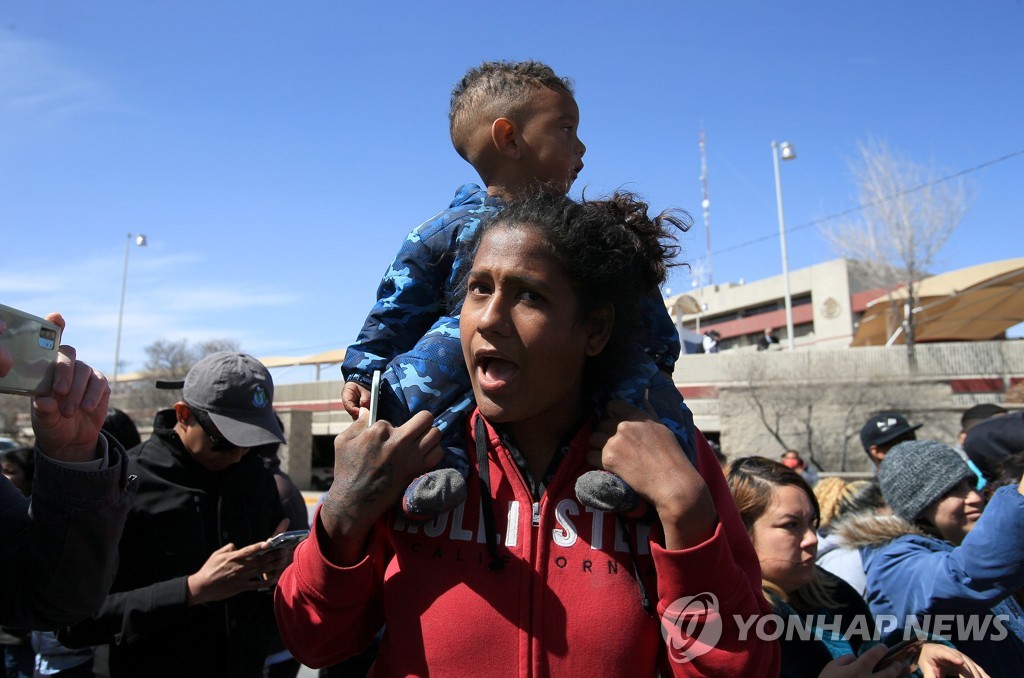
[[476, 354, 519, 390]]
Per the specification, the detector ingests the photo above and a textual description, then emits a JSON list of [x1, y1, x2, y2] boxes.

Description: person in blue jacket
[[340, 60, 695, 520], [845, 439, 1024, 676]]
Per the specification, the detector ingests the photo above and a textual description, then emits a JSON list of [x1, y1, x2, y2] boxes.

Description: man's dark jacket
[[0, 434, 134, 630], [62, 410, 285, 677]]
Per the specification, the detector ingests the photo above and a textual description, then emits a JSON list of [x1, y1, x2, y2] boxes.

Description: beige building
[[672, 258, 884, 351]]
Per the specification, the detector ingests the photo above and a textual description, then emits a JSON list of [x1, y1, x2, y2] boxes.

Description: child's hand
[[342, 381, 370, 418]]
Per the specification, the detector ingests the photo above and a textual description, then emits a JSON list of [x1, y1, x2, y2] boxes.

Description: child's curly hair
[[453, 190, 689, 392]]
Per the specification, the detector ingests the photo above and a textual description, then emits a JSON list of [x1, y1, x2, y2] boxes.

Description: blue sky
[[2, 2, 1021, 383]]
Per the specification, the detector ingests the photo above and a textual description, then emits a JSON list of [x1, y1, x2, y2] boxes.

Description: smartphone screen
[[265, 529, 310, 552], [0, 305, 61, 397], [876, 638, 923, 670], [368, 369, 381, 425]]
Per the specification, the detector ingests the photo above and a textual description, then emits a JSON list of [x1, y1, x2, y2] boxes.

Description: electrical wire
[[711, 148, 1024, 257]]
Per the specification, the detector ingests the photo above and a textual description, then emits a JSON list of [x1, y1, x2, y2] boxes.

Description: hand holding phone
[[20, 313, 112, 463], [875, 637, 923, 671], [0, 304, 62, 397], [263, 529, 310, 552]]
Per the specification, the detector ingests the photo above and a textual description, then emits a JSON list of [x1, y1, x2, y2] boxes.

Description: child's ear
[[584, 304, 614, 357], [491, 118, 520, 159]]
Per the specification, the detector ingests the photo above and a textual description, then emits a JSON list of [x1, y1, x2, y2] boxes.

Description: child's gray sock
[[575, 470, 649, 518], [402, 468, 467, 519]]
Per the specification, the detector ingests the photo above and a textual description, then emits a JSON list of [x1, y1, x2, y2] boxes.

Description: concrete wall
[[718, 380, 955, 472], [807, 259, 857, 348], [674, 340, 1024, 472], [278, 409, 312, 489]]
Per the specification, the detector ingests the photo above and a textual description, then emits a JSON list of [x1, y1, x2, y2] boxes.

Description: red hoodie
[[276, 414, 778, 676]]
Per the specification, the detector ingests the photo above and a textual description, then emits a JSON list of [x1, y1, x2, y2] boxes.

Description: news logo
[[660, 593, 723, 664]]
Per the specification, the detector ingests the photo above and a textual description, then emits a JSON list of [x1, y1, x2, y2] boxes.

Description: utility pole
[[699, 128, 712, 287]]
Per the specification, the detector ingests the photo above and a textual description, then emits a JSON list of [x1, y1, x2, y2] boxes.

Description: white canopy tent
[[852, 258, 1024, 346]]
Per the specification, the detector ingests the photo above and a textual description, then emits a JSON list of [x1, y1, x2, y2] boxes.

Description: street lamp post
[[113, 233, 147, 390], [771, 140, 797, 350]]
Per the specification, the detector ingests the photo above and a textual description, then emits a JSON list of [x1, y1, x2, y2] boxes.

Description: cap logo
[[252, 385, 269, 409]]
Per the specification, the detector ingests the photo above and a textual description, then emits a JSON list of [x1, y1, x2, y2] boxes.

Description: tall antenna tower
[[699, 128, 712, 287]]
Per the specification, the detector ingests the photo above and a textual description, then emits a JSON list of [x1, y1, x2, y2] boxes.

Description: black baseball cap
[[960, 403, 1007, 434], [156, 352, 285, 447], [964, 411, 1024, 481], [860, 412, 922, 452]]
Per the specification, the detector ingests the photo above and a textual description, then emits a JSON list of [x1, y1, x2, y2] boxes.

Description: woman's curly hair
[[453, 190, 689, 392]]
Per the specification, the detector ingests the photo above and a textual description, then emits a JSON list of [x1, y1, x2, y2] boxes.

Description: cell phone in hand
[[368, 369, 381, 425], [0, 304, 61, 397], [875, 637, 923, 670], [264, 529, 309, 552]]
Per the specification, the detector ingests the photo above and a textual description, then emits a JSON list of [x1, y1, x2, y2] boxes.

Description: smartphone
[[264, 529, 310, 552], [368, 369, 382, 425], [875, 637, 923, 670], [0, 304, 62, 397]]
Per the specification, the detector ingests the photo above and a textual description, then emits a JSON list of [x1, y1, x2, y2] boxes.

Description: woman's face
[[460, 225, 610, 431], [751, 484, 819, 594], [920, 478, 984, 546]]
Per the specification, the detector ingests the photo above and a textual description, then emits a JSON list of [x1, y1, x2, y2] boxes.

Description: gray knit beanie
[[878, 440, 975, 523]]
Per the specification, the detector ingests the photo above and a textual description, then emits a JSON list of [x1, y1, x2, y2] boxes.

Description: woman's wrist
[[656, 483, 718, 550], [319, 490, 375, 565]]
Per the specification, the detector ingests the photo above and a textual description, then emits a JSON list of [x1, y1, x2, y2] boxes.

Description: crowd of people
[[2, 58, 1022, 678]]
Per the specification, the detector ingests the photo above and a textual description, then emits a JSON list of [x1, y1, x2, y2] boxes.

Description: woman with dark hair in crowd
[[276, 192, 779, 675], [727, 456, 985, 678]]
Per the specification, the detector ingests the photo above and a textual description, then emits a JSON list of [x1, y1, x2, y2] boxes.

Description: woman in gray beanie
[[844, 439, 1024, 676]]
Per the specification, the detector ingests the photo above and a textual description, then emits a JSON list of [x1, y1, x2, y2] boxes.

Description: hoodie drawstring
[[618, 515, 654, 616], [475, 416, 505, 572]]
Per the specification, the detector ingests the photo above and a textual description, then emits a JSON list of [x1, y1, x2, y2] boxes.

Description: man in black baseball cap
[[63, 352, 293, 676], [860, 411, 923, 467]]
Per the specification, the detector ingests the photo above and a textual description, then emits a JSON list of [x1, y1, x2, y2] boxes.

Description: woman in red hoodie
[[275, 192, 779, 676]]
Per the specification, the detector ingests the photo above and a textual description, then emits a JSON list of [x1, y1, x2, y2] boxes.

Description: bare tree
[[141, 338, 241, 380], [724, 358, 923, 472], [823, 138, 972, 370], [117, 337, 241, 411], [143, 339, 194, 381]]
